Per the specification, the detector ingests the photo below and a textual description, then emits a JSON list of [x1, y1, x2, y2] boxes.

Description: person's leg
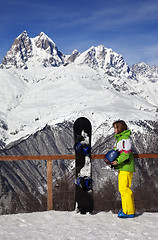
[[118, 171, 135, 215]]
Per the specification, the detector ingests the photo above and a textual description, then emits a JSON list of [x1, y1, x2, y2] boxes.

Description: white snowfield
[[0, 63, 158, 146], [0, 210, 157, 240]]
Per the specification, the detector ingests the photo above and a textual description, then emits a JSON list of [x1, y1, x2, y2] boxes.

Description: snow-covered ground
[[0, 210, 158, 240]]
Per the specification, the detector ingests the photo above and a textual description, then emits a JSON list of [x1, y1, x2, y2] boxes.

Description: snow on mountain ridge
[[0, 31, 134, 79], [1, 30, 158, 80], [0, 63, 157, 147], [1, 31, 32, 69], [132, 62, 158, 82], [74, 45, 134, 78], [0, 31, 158, 147], [0, 31, 64, 69], [32, 32, 64, 66]]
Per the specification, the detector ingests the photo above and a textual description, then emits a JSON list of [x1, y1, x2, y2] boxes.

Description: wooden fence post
[[47, 160, 53, 210]]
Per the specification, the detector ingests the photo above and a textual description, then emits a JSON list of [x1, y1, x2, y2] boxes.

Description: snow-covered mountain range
[[0, 31, 157, 147], [0, 31, 158, 214]]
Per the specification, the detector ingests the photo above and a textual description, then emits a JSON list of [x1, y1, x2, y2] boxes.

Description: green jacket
[[114, 130, 135, 172]]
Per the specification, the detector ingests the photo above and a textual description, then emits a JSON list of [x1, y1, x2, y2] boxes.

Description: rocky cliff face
[[0, 122, 75, 214], [0, 120, 158, 214]]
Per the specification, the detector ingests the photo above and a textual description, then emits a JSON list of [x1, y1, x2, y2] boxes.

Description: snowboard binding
[[75, 142, 91, 156], [75, 176, 93, 192]]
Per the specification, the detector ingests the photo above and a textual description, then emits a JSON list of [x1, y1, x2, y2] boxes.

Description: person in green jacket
[[111, 120, 135, 218]]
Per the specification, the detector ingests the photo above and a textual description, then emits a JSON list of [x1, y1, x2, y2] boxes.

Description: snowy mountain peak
[[38, 31, 49, 38], [64, 49, 80, 65], [0, 31, 132, 78], [33, 32, 60, 56], [132, 62, 158, 82], [36, 32, 54, 42], [17, 30, 29, 39], [0, 31, 32, 69], [1, 31, 158, 82], [0, 31, 64, 69], [74, 45, 134, 78]]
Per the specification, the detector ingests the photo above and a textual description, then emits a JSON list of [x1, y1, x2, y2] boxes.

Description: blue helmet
[[105, 150, 119, 163]]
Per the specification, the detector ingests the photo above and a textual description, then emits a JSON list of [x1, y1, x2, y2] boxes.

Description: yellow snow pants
[[118, 171, 135, 215]]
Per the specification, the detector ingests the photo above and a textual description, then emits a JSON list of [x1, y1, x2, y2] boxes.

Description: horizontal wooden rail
[[133, 153, 158, 159], [0, 153, 158, 161], [93, 153, 158, 159], [0, 154, 75, 161]]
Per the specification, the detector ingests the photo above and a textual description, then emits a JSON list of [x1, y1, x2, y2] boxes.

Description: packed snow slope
[[0, 210, 158, 240], [0, 32, 158, 147]]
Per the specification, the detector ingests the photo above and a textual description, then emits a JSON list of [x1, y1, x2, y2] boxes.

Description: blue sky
[[1, 0, 158, 66]]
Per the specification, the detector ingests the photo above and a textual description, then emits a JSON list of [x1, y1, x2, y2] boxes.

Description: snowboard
[[73, 117, 94, 214]]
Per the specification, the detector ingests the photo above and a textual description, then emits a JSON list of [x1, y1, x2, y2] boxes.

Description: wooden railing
[[0, 153, 158, 211]]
